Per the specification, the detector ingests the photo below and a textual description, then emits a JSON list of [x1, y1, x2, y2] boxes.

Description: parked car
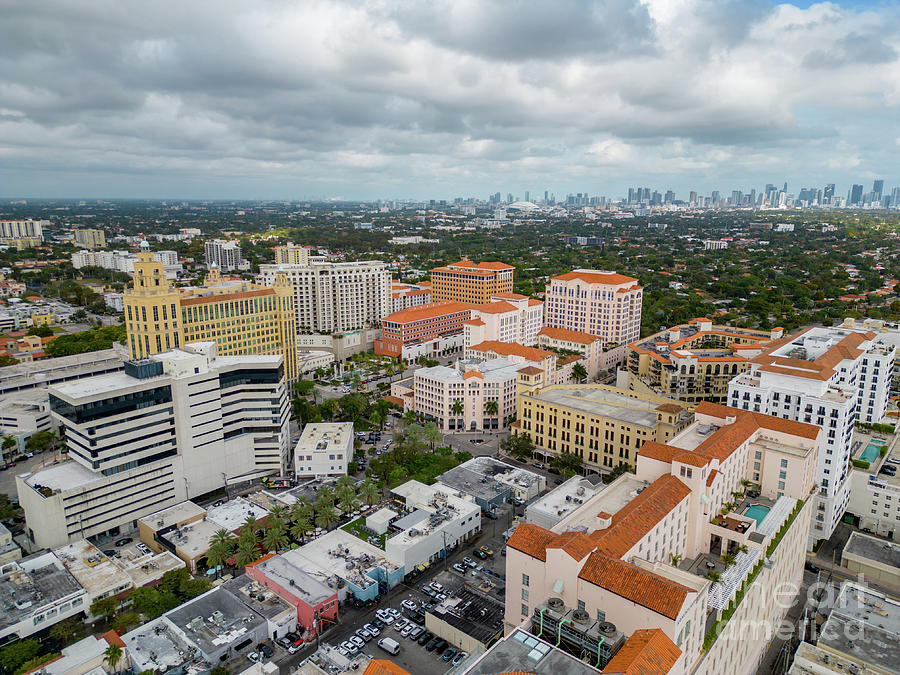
[[462, 556, 477, 568], [417, 631, 433, 646], [114, 537, 132, 547], [443, 647, 458, 662], [372, 617, 386, 629], [365, 622, 381, 636], [350, 635, 365, 648], [409, 626, 424, 640], [401, 624, 413, 638], [453, 562, 467, 573], [355, 629, 372, 642], [473, 548, 488, 559], [513, 497, 525, 506], [453, 651, 468, 665], [409, 611, 426, 625], [547, 467, 561, 475], [136, 543, 151, 554], [501, 546, 507, 556], [386, 607, 400, 617], [247, 652, 262, 663], [435, 639, 449, 654], [430, 582, 444, 592], [401, 599, 419, 612], [805, 561, 821, 574], [425, 637, 440, 651], [533, 462, 545, 469], [257, 643, 274, 659], [479, 546, 494, 557]]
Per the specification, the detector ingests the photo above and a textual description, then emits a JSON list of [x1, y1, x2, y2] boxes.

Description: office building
[[543, 270, 642, 366], [294, 422, 352, 478], [17, 342, 291, 548], [413, 358, 523, 432], [849, 184, 864, 205], [430, 259, 515, 304], [514, 384, 690, 474], [0, 346, 126, 397], [728, 326, 895, 544], [463, 294, 543, 347], [204, 239, 247, 271], [0, 219, 45, 241], [257, 259, 389, 334], [375, 301, 472, 360], [125, 244, 298, 380], [536, 326, 604, 377], [74, 228, 106, 249], [624, 319, 780, 403], [389, 281, 432, 314], [845, 434, 900, 537], [506, 402, 820, 674]]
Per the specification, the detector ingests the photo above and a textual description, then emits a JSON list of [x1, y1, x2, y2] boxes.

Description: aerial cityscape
[[1, 2, 900, 675]]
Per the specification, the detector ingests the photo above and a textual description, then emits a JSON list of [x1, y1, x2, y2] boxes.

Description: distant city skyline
[[1, 0, 899, 199]]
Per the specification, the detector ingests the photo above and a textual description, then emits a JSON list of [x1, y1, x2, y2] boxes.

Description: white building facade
[[257, 261, 389, 334], [728, 327, 894, 545], [294, 422, 352, 478], [17, 343, 291, 548], [463, 294, 544, 347], [204, 239, 247, 271]]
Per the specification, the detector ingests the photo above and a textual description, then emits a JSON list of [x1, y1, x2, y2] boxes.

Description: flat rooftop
[[53, 540, 132, 595], [0, 552, 84, 631], [296, 422, 353, 452], [221, 576, 297, 621], [430, 586, 504, 644], [139, 501, 207, 532], [50, 369, 165, 400], [464, 628, 602, 675], [161, 518, 221, 559], [122, 617, 200, 673], [526, 474, 607, 524], [817, 583, 900, 673], [438, 456, 543, 500], [526, 386, 684, 428], [843, 531, 900, 569], [21, 458, 103, 492], [166, 587, 265, 655], [246, 554, 335, 606], [552, 474, 651, 533], [207, 498, 269, 532], [116, 550, 185, 587], [285, 528, 399, 590]]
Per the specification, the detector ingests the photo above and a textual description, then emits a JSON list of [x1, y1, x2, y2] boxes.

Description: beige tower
[[124, 241, 183, 358], [275, 243, 311, 266], [273, 268, 298, 380]]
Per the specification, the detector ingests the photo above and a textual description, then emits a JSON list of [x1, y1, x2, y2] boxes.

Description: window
[[522, 604, 529, 616], [577, 600, 586, 612], [522, 589, 529, 601], [522, 573, 529, 587], [778, 481, 785, 491], [597, 609, 606, 622], [780, 459, 788, 468]]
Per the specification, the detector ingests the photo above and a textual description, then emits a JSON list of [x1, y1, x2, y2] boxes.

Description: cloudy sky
[[1, 0, 898, 200]]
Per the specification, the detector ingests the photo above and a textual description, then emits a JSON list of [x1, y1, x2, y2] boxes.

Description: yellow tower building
[[124, 242, 298, 380]]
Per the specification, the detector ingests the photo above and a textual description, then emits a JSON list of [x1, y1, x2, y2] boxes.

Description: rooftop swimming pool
[[744, 504, 770, 527], [859, 441, 885, 464]]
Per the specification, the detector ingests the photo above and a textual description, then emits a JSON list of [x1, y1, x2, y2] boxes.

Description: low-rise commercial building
[[386, 481, 481, 570], [0, 524, 21, 564], [294, 423, 352, 478], [413, 358, 522, 432], [375, 301, 472, 359], [437, 456, 546, 512], [840, 531, 900, 587], [506, 402, 820, 673], [515, 384, 691, 475], [625, 319, 779, 403], [53, 540, 134, 616], [18, 343, 290, 548], [523, 474, 608, 530], [28, 632, 130, 675], [426, 584, 505, 656]]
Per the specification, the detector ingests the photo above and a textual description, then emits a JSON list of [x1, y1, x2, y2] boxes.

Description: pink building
[[245, 553, 339, 638], [544, 270, 642, 366], [505, 402, 820, 674], [536, 325, 604, 377], [463, 293, 544, 347]]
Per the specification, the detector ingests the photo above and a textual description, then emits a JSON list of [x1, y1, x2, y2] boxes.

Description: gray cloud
[[0, 0, 898, 199]]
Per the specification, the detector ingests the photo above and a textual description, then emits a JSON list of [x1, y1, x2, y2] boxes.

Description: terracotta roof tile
[[449, 260, 515, 270], [364, 660, 412, 675], [506, 522, 556, 562], [553, 271, 638, 285], [538, 326, 600, 344], [463, 370, 483, 379], [475, 301, 518, 314], [578, 553, 691, 620], [546, 532, 596, 561], [468, 340, 554, 362], [492, 292, 528, 300], [602, 628, 682, 674], [382, 395, 405, 406], [382, 300, 473, 324], [517, 366, 543, 375]]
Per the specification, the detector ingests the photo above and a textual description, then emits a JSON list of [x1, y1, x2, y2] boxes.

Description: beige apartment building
[[505, 402, 820, 674], [624, 318, 780, 403], [74, 228, 106, 249], [514, 384, 691, 474], [543, 270, 643, 366]]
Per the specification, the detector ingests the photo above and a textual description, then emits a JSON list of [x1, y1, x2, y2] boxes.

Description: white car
[[349, 635, 365, 648], [401, 599, 418, 612], [386, 607, 400, 617], [401, 625, 413, 638], [364, 623, 381, 636], [393, 618, 408, 631], [247, 652, 262, 664]]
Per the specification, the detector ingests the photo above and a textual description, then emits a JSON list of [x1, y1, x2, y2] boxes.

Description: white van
[[377, 637, 401, 655]]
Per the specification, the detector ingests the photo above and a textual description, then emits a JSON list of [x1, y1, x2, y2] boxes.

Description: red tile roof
[[538, 326, 600, 344], [468, 340, 553, 362], [475, 301, 517, 314], [382, 300, 472, 324], [545, 531, 596, 561], [506, 522, 556, 562], [553, 271, 638, 286], [492, 292, 528, 300], [602, 628, 682, 674], [449, 260, 515, 271], [364, 660, 412, 675]]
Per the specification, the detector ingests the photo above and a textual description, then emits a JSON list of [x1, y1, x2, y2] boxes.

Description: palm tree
[[359, 478, 379, 506], [337, 485, 357, 514], [669, 552, 682, 567], [451, 399, 464, 416], [241, 515, 259, 538], [103, 643, 123, 673], [571, 363, 588, 383], [234, 538, 260, 567], [291, 497, 314, 524], [263, 526, 290, 553], [721, 552, 737, 567], [370, 410, 382, 431], [268, 504, 287, 522], [403, 410, 417, 426], [207, 543, 230, 574], [483, 400, 499, 427], [423, 421, 442, 451], [315, 507, 338, 530], [290, 517, 311, 543], [2, 435, 16, 459], [336, 475, 355, 491], [209, 529, 235, 554], [266, 514, 286, 535]]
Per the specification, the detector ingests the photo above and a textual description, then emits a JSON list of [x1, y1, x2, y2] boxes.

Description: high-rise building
[[204, 239, 246, 271], [0, 219, 46, 242], [505, 402, 819, 673], [728, 326, 894, 545], [257, 259, 389, 335], [849, 184, 864, 205], [17, 343, 291, 548], [125, 243, 298, 380], [872, 179, 884, 201], [688, 191, 697, 205], [274, 242, 316, 266], [543, 270, 642, 365], [463, 294, 543, 347], [824, 183, 835, 202], [74, 228, 106, 250], [430, 259, 515, 305], [891, 187, 900, 208]]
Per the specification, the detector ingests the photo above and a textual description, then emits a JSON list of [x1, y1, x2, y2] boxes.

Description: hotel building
[[0, 219, 46, 241], [514, 384, 691, 474], [543, 270, 643, 365], [463, 294, 544, 347], [413, 358, 523, 431], [124, 245, 298, 381], [728, 326, 895, 544], [505, 402, 820, 674], [375, 301, 473, 360], [17, 343, 291, 548], [624, 319, 780, 404], [430, 260, 515, 304], [257, 259, 389, 334]]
